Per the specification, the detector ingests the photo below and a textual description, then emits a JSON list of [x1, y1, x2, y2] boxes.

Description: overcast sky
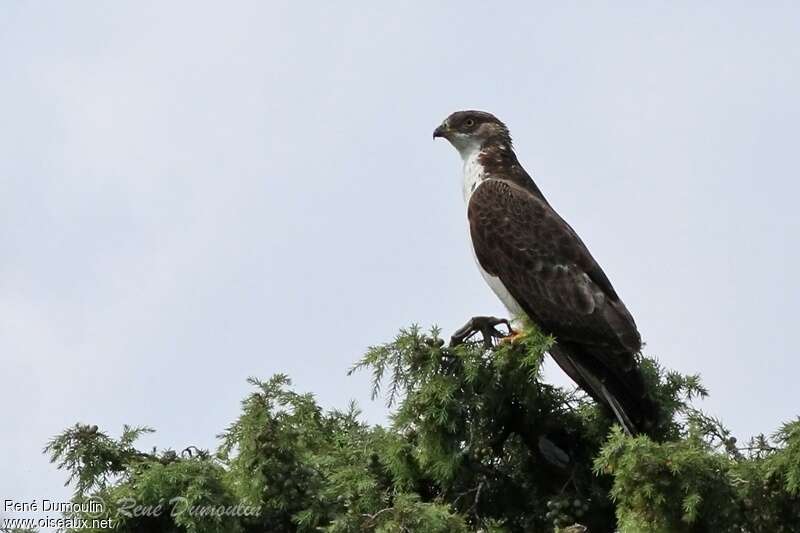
[[2, 2, 799, 525]]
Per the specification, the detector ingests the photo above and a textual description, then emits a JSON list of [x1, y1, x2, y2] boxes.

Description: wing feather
[[468, 178, 641, 353]]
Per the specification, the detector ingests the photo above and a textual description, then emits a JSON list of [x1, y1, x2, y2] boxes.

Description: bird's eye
[[464, 119, 475, 127]]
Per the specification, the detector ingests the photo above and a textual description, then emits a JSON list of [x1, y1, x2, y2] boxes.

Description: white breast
[[475, 253, 526, 322], [461, 147, 526, 323], [461, 146, 487, 203]]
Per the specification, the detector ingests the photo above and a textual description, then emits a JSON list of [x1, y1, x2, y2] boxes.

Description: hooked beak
[[433, 123, 448, 140]]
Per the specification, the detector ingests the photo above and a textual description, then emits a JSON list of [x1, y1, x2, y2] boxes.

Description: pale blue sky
[[2, 2, 799, 524]]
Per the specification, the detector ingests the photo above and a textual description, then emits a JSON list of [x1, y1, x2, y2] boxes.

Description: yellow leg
[[499, 329, 524, 344]]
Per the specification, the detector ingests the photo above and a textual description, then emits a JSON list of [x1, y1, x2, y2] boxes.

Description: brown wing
[[468, 178, 641, 354]]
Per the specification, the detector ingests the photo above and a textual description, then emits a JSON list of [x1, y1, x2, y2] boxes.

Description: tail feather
[[549, 343, 658, 436]]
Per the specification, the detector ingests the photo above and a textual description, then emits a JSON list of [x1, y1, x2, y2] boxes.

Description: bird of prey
[[434, 110, 657, 435]]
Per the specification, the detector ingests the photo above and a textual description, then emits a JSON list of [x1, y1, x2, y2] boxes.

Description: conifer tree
[[39, 324, 800, 532]]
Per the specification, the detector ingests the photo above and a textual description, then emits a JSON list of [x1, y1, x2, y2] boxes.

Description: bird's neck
[[462, 148, 486, 203], [460, 140, 548, 205], [460, 140, 516, 203]]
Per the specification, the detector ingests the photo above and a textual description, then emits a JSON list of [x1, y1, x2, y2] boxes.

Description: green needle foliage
[[41, 324, 800, 532]]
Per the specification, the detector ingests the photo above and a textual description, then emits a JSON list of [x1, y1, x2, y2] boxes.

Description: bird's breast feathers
[[462, 146, 488, 203], [462, 152, 525, 319], [474, 256, 526, 320]]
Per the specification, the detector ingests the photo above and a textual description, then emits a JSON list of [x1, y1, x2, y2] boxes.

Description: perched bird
[[434, 110, 658, 435]]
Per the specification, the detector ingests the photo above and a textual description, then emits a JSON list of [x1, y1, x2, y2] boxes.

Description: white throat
[[460, 144, 486, 203]]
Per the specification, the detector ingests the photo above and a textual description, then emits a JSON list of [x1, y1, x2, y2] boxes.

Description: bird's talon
[[450, 316, 513, 348]]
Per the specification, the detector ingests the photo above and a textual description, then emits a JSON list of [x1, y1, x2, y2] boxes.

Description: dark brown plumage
[[435, 110, 658, 435]]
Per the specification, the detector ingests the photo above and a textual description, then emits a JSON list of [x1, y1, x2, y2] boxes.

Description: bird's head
[[433, 110, 511, 158]]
